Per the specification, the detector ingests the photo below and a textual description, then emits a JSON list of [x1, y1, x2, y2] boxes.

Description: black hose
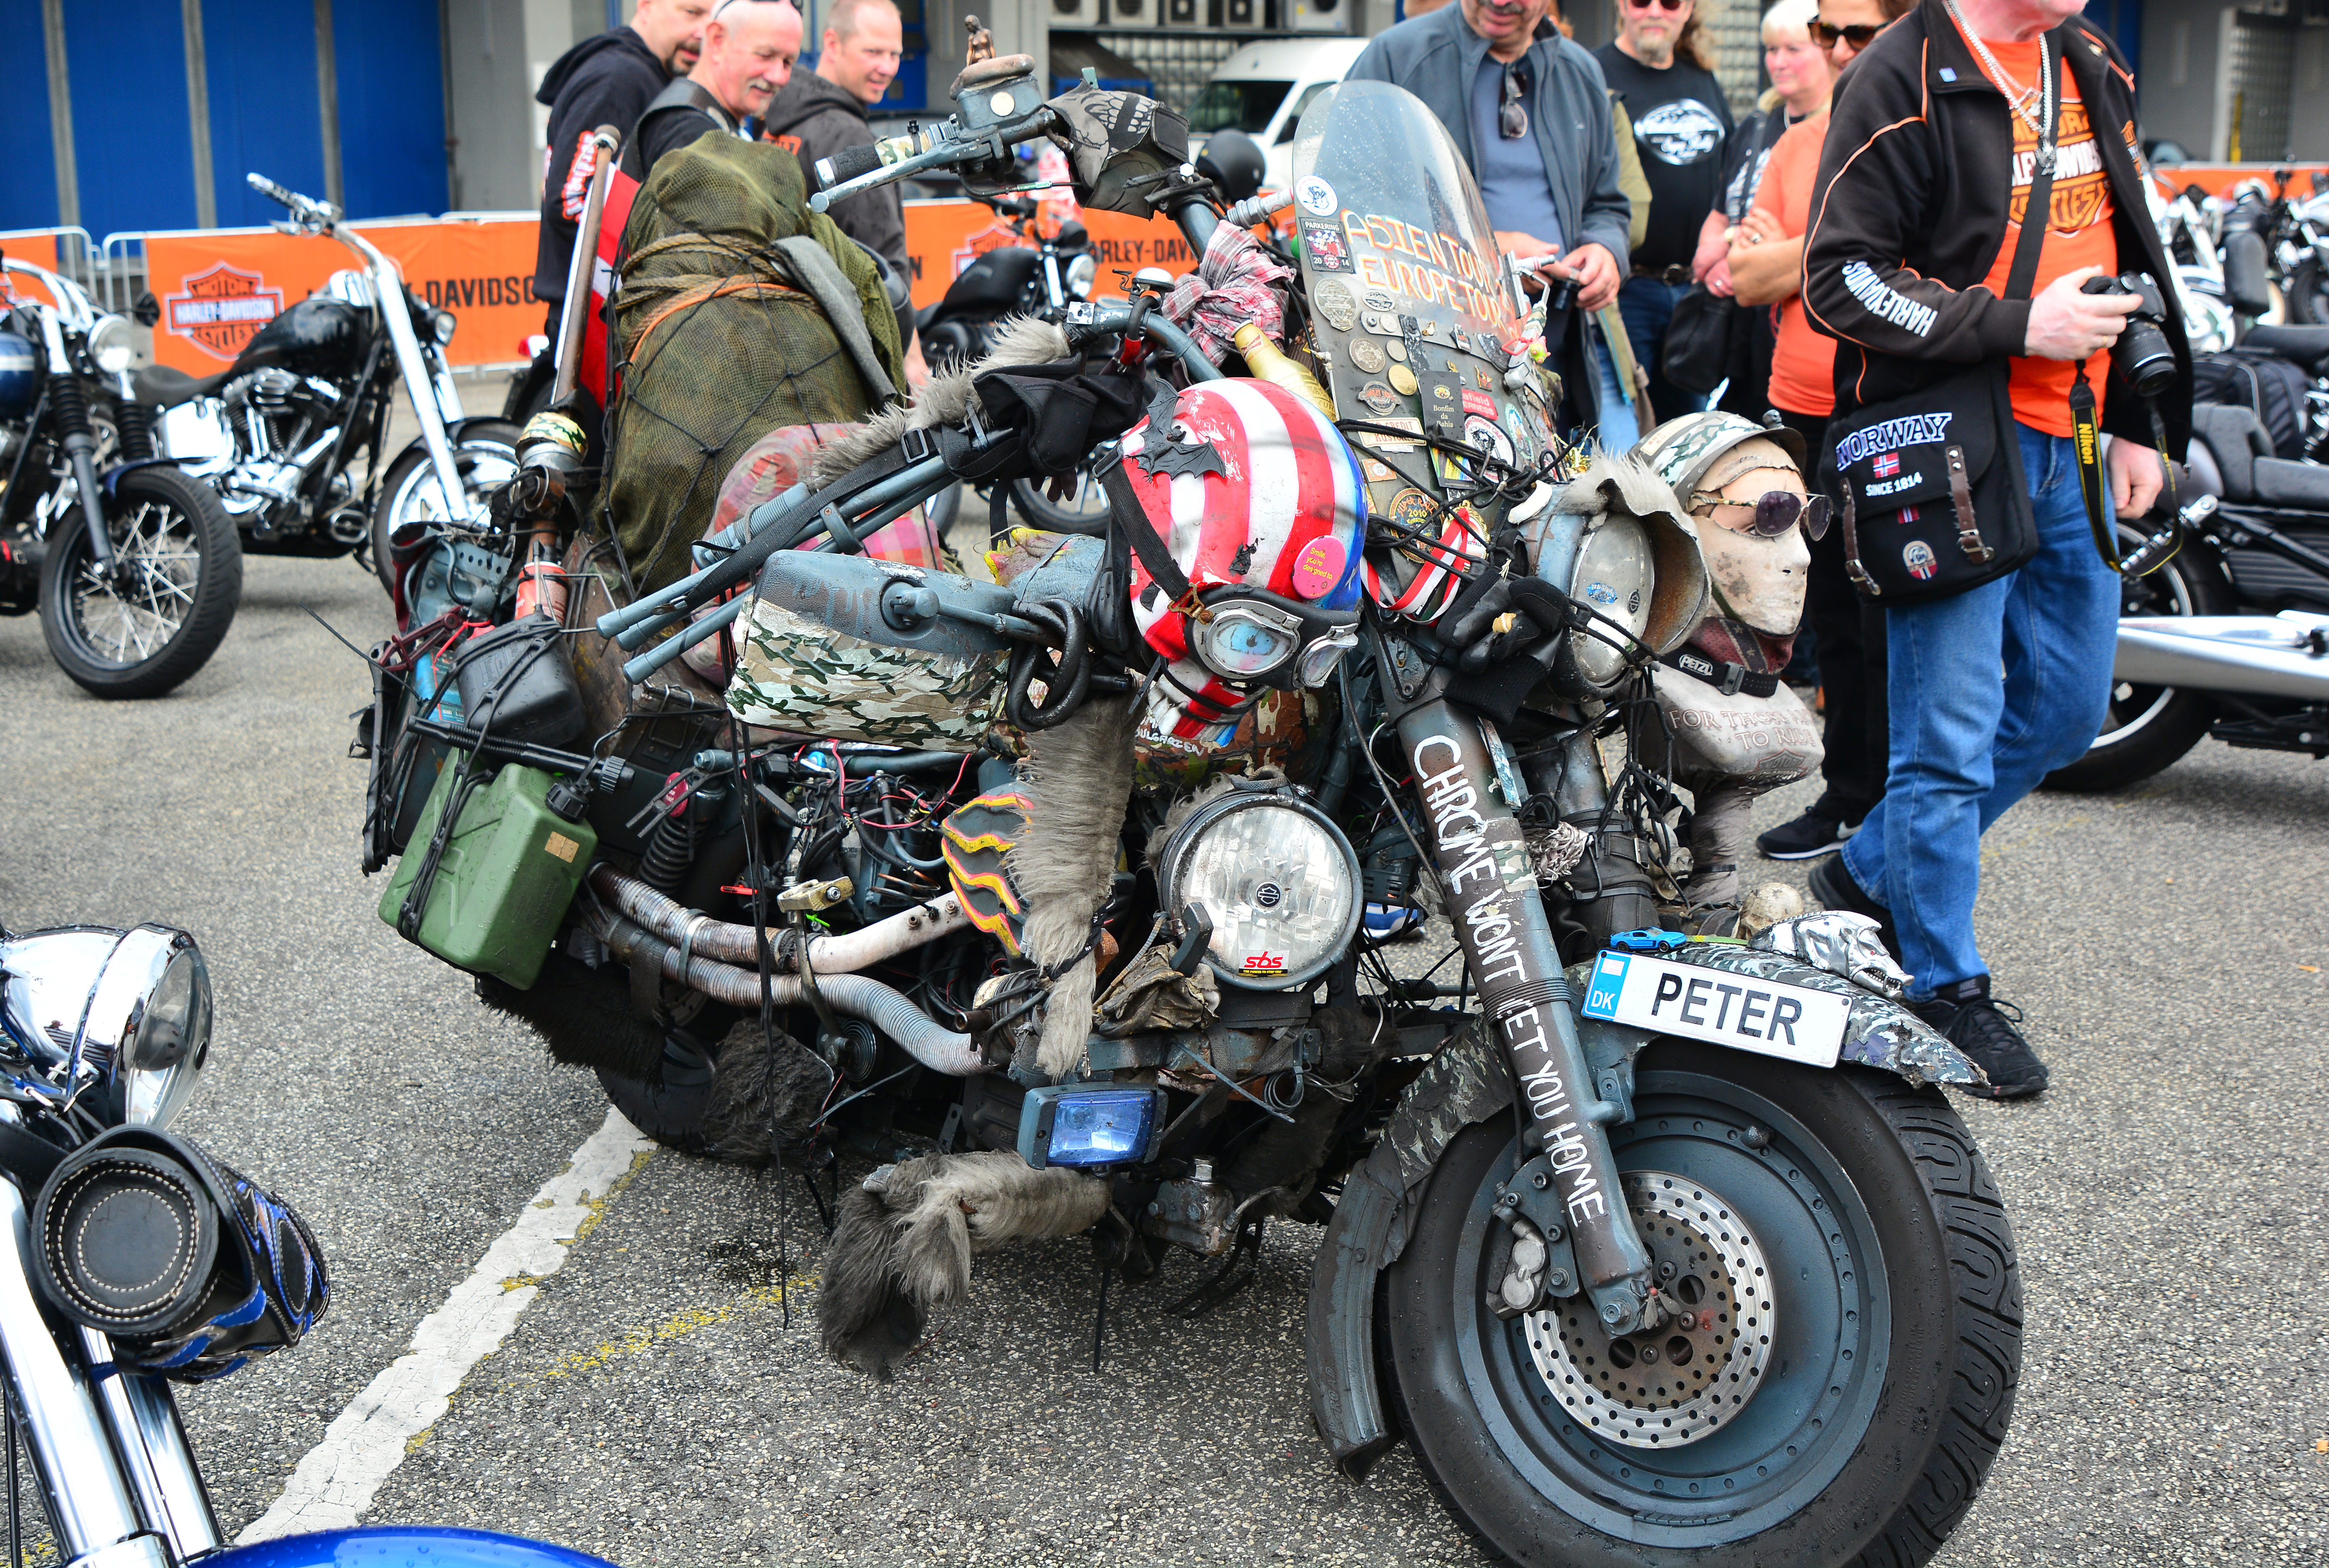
[[1006, 598, 1091, 729]]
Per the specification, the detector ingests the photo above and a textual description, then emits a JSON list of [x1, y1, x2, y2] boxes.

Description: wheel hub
[[1522, 1170, 1775, 1448]]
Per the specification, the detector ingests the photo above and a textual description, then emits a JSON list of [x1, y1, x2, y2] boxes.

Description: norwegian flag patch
[[1872, 451, 1901, 478]]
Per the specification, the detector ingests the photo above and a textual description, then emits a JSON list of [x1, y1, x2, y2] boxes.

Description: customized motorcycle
[[0, 916, 615, 1567], [357, 66, 2021, 1568], [2049, 394, 2329, 789], [131, 174, 518, 590], [1, 257, 241, 698]]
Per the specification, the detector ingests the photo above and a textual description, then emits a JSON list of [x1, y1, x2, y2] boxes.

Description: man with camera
[[1799, 0, 2191, 1098]]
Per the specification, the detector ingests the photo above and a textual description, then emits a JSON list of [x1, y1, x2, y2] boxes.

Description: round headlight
[[1158, 791, 1360, 990], [79, 927, 211, 1129], [87, 313, 136, 375], [1567, 514, 1654, 687], [1065, 252, 1097, 301], [432, 308, 458, 347]]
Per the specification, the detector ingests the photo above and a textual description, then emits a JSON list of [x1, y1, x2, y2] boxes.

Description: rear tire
[[2286, 253, 2329, 324], [596, 1031, 717, 1157], [37, 465, 242, 700], [2042, 526, 2236, 792], [1382, 1043, 2020, 1568]]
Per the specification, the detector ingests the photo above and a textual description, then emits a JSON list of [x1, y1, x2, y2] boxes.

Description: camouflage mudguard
[[725, 595, 1003, 747]]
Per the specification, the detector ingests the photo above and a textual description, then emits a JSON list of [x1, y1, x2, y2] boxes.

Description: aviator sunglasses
[[1694, 488, 1833, 541]]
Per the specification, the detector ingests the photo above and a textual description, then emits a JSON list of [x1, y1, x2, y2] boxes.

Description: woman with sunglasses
[[1726, 0, 1913, 872]]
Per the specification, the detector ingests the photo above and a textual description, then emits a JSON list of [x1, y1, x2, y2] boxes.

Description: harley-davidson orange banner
[[0, 231, 64, 307], [144, 218, 542, 372], [900, 199, 1207, 310]]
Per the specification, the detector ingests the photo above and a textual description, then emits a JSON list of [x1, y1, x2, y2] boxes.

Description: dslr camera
[[2078, 271, 2177, 397]]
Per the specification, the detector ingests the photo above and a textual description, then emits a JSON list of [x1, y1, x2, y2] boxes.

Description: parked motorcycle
[[357, 68, 2020, 1568], [2048, 397, 2329, 790], [1, 258, 241, 698], [130, 174, 519, 595], [0, 915, 615, 1567]]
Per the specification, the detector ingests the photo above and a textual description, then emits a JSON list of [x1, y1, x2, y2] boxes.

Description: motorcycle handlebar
[[816, 142, 890, 191]]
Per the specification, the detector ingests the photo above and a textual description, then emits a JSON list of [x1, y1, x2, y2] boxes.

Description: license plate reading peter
[[1580, 952, 1849, 1068]]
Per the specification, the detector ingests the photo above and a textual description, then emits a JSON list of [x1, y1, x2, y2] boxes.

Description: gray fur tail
[[816, 1151, 1113, 1379]]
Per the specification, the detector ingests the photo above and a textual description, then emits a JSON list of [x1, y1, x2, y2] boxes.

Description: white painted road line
[[239, 1108, 657, 1542]]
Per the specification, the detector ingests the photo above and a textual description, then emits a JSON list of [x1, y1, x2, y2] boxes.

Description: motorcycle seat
[[2251, 456, 2329, 509], [132, 363, 235, 408], [2239, 323, 2329, 375], [2191, 402, 2272, 501]]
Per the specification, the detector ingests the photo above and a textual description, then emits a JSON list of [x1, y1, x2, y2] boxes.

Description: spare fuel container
[[377, 762, 595, 988]]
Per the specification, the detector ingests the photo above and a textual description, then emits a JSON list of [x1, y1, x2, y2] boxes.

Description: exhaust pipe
[[583, 906, 988, 1077], [2114, 613, 2329, 701], [588, 865, 969, 972]]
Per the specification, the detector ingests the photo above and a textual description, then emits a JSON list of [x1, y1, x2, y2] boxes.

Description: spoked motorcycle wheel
[[2042, 525, 2235, 793], [37, 465, 243, 699], [1383, 1042, 2021, 1568], [370, 422, 521, 598]]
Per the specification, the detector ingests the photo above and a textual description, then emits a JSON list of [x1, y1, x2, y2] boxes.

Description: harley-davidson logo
[[164, 263, 283, 361], [950, 223, 1025, 280]]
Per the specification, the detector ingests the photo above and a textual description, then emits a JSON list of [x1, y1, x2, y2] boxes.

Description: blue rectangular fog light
[[1017, 1085, 1167, 1170]]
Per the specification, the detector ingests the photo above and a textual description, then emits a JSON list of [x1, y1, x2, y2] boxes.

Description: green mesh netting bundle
[[603, 132, 904, 593]]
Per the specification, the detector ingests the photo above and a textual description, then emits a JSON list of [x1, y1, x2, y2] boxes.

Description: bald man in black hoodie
[[531, 0, 715, 340]]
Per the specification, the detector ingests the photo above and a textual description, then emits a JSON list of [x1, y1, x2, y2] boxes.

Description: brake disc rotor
[[1522, 1169, 1776, 1448]]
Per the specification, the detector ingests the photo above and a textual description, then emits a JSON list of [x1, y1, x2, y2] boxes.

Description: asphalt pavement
[[2, 525, 2325, 1566]]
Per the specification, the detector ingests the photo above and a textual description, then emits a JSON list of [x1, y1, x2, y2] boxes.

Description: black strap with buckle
[[1660, 647, 1779, 698]]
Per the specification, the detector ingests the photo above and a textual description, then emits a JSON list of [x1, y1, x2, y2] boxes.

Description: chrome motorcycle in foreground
[[354, 66, 2021, 1568], [0, 918, 614, 1566], [132, 174, 518, 592], [1, 258, 241, 698]]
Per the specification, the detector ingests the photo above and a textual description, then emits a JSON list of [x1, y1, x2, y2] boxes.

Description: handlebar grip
[[817, 143, 889, 192], [246, 172, 301, 211]]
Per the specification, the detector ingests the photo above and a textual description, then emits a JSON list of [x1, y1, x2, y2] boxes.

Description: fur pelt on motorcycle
[[818, 1151, 1112, 1378], [805, 317, 1073, 489]]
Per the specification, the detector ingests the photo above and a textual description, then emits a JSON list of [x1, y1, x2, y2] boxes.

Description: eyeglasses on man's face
[[1626, 0, 1689, 12]]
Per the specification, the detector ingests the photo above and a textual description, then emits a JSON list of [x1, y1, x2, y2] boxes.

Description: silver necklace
[[1947, 0, 2054, 155]]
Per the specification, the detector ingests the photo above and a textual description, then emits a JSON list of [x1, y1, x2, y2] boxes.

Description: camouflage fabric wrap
[[605, 134, 903, 594], [726, 596, 1003, 747]]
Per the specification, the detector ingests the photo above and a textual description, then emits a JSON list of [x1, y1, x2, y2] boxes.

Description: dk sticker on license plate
[[1581, 951, 1849, 1068]]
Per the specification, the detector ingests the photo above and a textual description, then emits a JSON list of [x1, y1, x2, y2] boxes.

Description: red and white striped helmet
[[1117, 378, 1366, 707]]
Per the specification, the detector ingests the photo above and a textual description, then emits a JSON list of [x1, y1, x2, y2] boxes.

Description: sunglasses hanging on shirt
[[1500, 60, 1531, 140]]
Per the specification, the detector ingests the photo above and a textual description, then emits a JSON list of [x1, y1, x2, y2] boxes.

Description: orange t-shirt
[[1749, 108, 1835, 418], [1958, 21, 2120, 436]]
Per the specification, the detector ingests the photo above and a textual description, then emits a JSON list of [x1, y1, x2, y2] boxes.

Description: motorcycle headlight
[[431, 309, 458, 347], [1065, 252, 1097, 301], [1567, 515, 1655, 687], [87, 313, 136, 375], [1157, 790, 1360, 990], [86, 927, 212, 1128]]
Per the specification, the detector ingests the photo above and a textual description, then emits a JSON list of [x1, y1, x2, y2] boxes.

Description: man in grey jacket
[[1348, 0, 1630, 429]]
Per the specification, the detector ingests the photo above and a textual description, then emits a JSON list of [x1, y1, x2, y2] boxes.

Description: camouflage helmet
[[1633, 412, 1808, 513]]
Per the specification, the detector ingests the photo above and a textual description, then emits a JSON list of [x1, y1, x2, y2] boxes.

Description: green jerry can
[[377, 762, 595, 988]]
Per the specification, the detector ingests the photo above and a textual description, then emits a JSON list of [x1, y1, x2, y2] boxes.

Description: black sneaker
[[1912, 976, 2050, 1100], [1805, 853, 1901, 959], [1757, 811, 1862, 860]]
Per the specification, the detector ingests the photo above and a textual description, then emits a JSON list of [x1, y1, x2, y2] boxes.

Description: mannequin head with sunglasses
[[1813, 0, 1915, 69], [1459, 0, 1552, 62], [1687, 435, 1817, 634]]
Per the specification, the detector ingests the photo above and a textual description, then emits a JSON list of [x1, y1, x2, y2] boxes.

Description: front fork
[[1385, 664, 1660, 1332], [35, 311, 111, 571]]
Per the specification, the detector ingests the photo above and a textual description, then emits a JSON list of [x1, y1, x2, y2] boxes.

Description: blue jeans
[[1592, 327, 1639, 452], [1837, 427, 2119, 999], [1616, 275, 1706, 423]]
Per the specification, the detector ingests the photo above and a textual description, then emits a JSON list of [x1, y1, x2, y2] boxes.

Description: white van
[[1188, 39, 1370, 195]]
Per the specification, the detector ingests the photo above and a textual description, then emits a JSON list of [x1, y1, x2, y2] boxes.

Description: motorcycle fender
[[99, 456, 190, 494], [1306, 952, 1978, 1475], [1306, 1012, 1647, 1477], [400, 415, 512, 460]]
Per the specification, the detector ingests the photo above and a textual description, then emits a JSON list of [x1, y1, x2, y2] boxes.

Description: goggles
[[1187, 587, 1360, 691], [1693, 487, 1831, 541]]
